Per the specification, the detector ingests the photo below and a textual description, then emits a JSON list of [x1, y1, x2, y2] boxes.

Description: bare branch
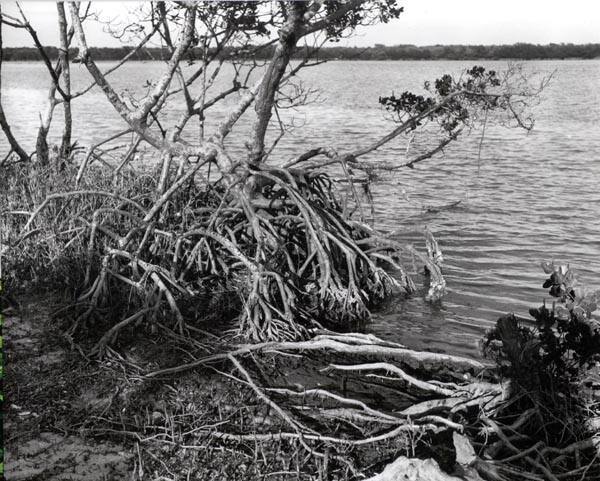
[[0, 6, 29, 163], [69, 2, 134, 121], [15, 2, 70, 102], [70, 21, 161, 100], [358, 128, 464, 171], [134, 6, 196, 122]]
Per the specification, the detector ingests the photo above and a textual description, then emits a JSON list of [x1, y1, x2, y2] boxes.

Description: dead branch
[[0, 8, 29, 163]]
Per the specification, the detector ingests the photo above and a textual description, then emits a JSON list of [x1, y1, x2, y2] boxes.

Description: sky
[[2, 0, 600, 48]]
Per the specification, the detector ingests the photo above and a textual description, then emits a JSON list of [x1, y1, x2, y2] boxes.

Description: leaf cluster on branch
[[484, 263, 600, 386]]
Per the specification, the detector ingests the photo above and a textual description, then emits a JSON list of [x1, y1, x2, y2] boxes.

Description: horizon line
[[5, 41, 600, 49]]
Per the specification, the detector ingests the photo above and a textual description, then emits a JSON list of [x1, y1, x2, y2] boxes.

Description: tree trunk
[[248, 1, 307, 164], [57, 2, 72, 165]]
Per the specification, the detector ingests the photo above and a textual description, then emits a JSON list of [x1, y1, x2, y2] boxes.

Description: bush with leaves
[[379, 67, 505, 135], [485, 263, 600, 387], [483, 263, 600, 454]]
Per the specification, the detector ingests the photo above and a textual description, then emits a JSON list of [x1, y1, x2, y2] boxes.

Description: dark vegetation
[[4, 42, 600, 62], [481, 264, 600, 480]]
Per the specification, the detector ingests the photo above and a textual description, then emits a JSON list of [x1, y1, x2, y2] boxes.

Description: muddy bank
[[4, 292, 600, 481], [6, 433, 132, 481], [3, 298, 134, 480], [2, 296, 282, 481]]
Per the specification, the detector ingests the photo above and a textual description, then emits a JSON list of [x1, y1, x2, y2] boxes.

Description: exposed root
[[132, 330, 599, 481], [10, 163, 447, 347]]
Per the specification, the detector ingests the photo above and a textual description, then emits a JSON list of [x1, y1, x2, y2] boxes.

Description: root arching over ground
[[6, 295, 598, 480], [135, 326, 600, 481]]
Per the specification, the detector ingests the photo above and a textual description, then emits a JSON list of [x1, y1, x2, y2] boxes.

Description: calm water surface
[[3, 60, 600, 358]]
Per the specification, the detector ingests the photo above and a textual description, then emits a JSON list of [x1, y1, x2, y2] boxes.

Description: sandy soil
[[3, 299, 134, 481], [5, 433, 132, 481]]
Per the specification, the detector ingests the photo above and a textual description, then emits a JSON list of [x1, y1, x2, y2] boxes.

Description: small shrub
[[483, 263, 600, 448], [485, 263, 600, 386], [0, 159, 156, 294]]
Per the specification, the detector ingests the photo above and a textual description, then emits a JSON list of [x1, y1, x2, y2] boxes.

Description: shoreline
[[4, 42, 600, 63]]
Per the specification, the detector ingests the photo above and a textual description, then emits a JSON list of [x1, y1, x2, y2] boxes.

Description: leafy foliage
[[482, 264, 600, 461], [378, 66, 503, 134], [207, 2, 274, 37], [484, 263, 600, 391], [323, 0, 403, 41], [534, 263, 600, 369]]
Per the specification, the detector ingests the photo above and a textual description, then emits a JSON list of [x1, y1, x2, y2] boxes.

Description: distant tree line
[[3, 42, 600, 62], [316, 43, 600, 60]]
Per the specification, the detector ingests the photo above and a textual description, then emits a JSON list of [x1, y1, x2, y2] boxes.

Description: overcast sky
[[3, 0, 600, 48]]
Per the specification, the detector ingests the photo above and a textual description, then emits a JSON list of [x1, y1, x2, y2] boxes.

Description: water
[[3, 60, 600, 358]]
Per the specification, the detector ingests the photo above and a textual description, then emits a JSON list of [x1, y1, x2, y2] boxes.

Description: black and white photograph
[[1, 1, 599, 479]]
